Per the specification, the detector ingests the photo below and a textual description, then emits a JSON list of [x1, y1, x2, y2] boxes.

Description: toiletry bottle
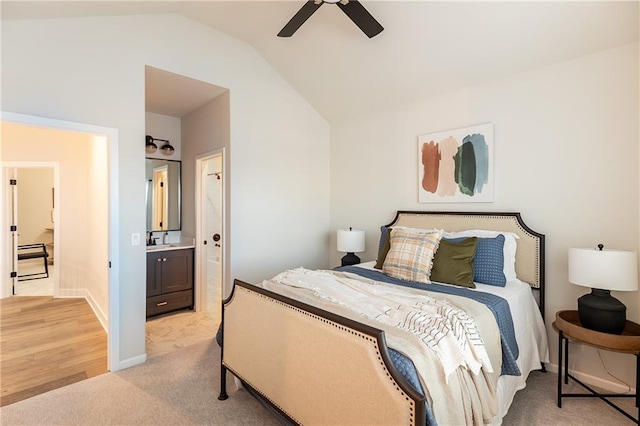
[[163, 232, 169, 245]]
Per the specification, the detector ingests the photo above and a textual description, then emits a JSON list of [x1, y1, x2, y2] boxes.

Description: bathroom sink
[[146, 244, 172, 251]]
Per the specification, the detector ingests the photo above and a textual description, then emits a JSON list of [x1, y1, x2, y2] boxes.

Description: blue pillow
[[474, 234, 507, 286], [447, 234, 506, 286], [377, 226, 389, 260]]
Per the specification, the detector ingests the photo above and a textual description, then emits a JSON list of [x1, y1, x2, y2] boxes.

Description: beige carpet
[[0, 336, 636, 425], [503, 369, 636, 425], [0, 339, 277, 426]]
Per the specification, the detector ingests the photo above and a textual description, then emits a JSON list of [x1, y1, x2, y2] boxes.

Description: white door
[[8, 168, 18, 294], [203, 156, 223, 322]]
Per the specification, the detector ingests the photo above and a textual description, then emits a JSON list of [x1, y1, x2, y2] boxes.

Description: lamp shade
[[337, 228, 365, 253], [568, 248, 638, 292]]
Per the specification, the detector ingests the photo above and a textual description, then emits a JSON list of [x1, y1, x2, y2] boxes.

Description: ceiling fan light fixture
[[278, 0, 383, 38]]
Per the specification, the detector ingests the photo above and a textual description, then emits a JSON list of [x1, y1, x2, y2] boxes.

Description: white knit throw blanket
[[269, 267, 493, 380]]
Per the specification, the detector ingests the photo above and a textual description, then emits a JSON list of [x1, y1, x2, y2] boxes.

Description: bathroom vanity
[[146, 244, 194, 318], [145, 156, 191, 318]]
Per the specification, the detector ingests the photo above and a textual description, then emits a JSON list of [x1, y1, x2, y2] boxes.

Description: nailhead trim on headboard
[[387, 211, 545, 318]]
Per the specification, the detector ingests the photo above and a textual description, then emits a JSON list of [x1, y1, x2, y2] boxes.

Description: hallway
[[0, 296, 108, 406]]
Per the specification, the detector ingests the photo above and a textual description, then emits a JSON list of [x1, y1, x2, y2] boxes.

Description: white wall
[[330, 42, 639, 390], [145, 112, 182, 160], [181, 92, 230, 300], [181, 93, 229, 241], [1, 14, 330, 368]]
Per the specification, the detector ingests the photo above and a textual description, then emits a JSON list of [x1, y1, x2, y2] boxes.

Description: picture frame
[[418, 123, 494, 203]]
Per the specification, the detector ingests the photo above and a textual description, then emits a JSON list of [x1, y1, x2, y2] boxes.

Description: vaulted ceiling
[[3, 1, 638, 124]]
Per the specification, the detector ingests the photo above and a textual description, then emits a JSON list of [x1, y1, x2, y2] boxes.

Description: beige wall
[[16, 168, 54, 246], [1, 123, 109, 324], [86, 135, 109, 323], [330, 42, 639, 391]]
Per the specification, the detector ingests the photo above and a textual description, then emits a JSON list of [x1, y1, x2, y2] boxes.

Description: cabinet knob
[[162, 258, 167, 262], [157, 258, 161, 262]]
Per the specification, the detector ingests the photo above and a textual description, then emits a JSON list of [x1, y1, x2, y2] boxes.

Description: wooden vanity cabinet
[[146, 248, 194, 318]]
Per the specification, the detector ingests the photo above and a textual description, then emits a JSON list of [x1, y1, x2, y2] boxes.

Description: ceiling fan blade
[[278, 1, 323, 37], [337, 0, 384, 38]]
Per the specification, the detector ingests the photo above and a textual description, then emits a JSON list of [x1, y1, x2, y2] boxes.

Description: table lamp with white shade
[[337, 227, 365, 267], [568, 244, 638, 334]]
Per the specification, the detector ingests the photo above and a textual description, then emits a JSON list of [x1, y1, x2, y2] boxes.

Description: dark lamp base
[[341, 252, 361, 267], [577, 288, 626, 335]]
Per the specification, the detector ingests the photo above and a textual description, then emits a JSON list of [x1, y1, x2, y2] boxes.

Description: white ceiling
[[3, 1, 639, 124]]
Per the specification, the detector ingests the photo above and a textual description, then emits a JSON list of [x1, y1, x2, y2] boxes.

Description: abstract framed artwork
[[418, 123, 494, 203]]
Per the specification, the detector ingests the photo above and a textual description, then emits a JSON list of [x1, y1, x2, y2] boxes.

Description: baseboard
[[118, 353, 147, 370], [84, 289, 108, 333], [546, 362, 636, 394], [56, 288, 108, 333]]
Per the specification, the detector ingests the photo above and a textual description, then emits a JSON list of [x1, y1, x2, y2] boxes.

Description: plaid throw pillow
[[382, 228, 443, 284]]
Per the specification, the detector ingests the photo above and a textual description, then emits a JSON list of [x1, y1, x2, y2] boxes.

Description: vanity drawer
[[146, 290, 193, 317]]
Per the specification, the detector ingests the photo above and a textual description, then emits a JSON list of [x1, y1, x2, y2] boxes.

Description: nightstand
[[553, 310, 640, 424]]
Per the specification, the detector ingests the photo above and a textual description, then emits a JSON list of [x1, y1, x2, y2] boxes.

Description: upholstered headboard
[[386, 211, 545, 316]]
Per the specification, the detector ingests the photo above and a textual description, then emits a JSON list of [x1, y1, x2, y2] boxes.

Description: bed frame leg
[[218, 364, 229, 401]]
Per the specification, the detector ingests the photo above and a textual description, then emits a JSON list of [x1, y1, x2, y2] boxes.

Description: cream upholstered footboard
[[219, 280, 426, 425]]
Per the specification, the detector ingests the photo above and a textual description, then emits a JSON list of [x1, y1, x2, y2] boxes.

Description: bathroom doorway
[[196, 150, 225, 324], [144, 149, 225, 358]]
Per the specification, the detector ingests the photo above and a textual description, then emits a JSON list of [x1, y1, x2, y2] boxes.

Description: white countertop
[[145, 241, 195, 252]]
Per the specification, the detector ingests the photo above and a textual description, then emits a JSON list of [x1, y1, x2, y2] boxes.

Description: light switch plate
[[131, 233, 140, 246]]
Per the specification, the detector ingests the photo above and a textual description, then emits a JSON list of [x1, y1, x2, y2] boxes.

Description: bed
[[218, 211, 549, 425]]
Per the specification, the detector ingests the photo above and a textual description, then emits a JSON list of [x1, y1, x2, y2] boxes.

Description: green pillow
[[430, 237, 478, 288]]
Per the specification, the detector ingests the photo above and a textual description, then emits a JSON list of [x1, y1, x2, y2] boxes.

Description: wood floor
[[0, 296, 108, 407]]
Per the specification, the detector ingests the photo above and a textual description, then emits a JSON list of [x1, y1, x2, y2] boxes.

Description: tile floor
[[146, 309, 219, 358], [13, 262, 54, 296]]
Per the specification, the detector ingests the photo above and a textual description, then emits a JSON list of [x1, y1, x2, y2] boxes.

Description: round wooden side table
[[553, 310, 640, 424]]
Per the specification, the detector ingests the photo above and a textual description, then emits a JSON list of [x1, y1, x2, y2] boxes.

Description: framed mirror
[[145, 159, 181, 231]]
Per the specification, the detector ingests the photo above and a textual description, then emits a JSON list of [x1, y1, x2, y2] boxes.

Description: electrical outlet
[[131, 233, 140, 246]]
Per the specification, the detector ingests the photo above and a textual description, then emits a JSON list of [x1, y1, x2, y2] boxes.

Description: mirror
[[146, 159, 181, 231]]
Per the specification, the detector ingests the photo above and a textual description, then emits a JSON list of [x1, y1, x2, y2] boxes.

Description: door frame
[[0, 111, 120, 372], [194, 148, 226, 312], [3, 163, 60, 296]]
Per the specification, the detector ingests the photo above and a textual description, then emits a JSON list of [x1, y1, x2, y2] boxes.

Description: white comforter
[[270, 267, 493, 379]]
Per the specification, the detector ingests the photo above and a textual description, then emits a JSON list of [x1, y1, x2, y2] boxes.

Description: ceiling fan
[[278, 0, 384, 38]]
